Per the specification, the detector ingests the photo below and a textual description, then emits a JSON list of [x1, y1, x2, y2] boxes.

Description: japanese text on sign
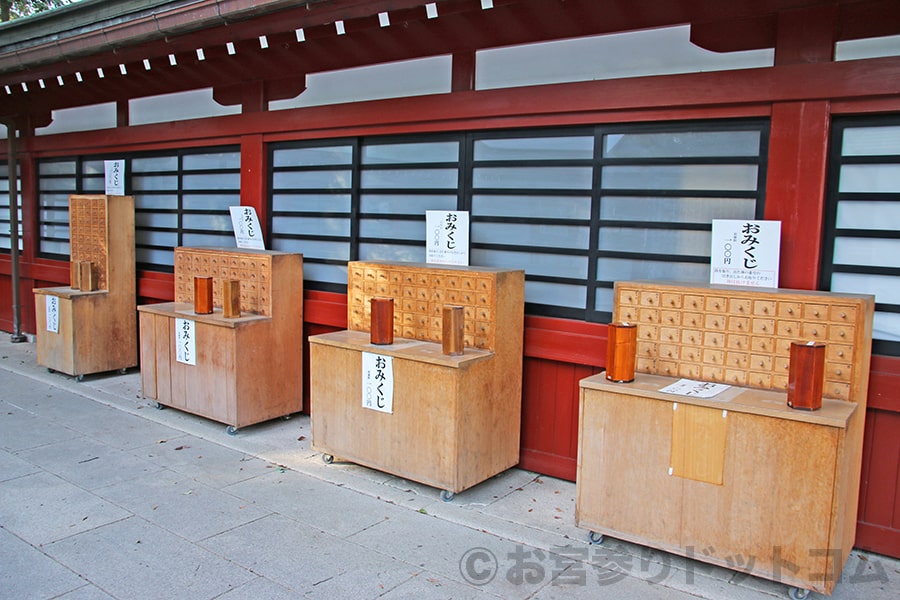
[[229, 206, 266, 249], [362, 352, 393, 413], [104, 160, 125, 195], [45, 295, 59, 333], [710, 220, 781, 288], [426, 210, 469, 266], [175, 318, 196, 365]]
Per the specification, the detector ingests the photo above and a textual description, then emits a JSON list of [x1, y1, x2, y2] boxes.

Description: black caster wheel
[[153, 402, 166, 410], [322, 454, 334, 464], [119, 368, 128, 375], [75, 374, 84, 382], [440, 490, 455, 502], [47, 368, 55, 374], [226, 425, 239, 436], [588, 531, 604, 545], [788, 587, 810, 600]]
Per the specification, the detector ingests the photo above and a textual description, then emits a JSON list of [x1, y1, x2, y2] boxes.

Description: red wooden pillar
[[764, 100, 830, 290], [240, 134, 268, 241], [763, 4, 838, 290]]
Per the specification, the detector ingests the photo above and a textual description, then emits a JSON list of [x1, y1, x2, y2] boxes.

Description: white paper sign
[[45, 295, 59, 333], [362, 352, 393, 413], [710, 220, 781, 288], [104, 160, 125, 195], [229, 206, 266, 249], [660, 379, 730, 399], [175, 318, 196, 365], [426, 210, 469, 265]]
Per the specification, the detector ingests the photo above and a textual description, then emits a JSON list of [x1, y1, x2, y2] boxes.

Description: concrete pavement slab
[[44, 516, 257, 600], [94, 471, 273, 542], [16, 436, 166, 491], [0, 526, 92, 599], [0, 470, 131, 545], [202, 512, 419, 598], [133, 435, 273, 488], [224, 468, 417, 538]]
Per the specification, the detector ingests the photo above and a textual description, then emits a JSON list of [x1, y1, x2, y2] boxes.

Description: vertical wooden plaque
[[442, 305, 465, 356], [787, 341, 826, 410], [606, 322, 637, 383], [370, 297, 394, 345], [194, 276, 214, 315], [222, 279, 241, 318]]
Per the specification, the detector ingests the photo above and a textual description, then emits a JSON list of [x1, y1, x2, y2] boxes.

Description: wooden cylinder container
[[370, 297, 394, 345], [442, 305, 465, 356], [194, 276, 214, 315], [787, 341, 826, 411], [222, 279, 241, 318], [78, 261, 97, 292], [606, 322, 637, 383]]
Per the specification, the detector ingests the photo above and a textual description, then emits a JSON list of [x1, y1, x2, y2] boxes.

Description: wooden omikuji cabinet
[[138, 247, 303, 434], [33, 195, 137, 379], [309, 261, 524, 500], [576, 282, 875, 596]]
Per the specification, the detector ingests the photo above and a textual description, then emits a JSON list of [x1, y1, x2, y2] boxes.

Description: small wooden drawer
[[661, 293, 682, 309], [702, 365, 725, 381], [640, 308, 660, 324], [726, 334, 749, 350], [657, 360, 677, 377], [830, 305, 857, 323], [824, 381, 851, 400], [681, 346, 702, 362], [637, 341, 657, 358], [683, 295, 704, 311], [618, 288, 639, 305], [800, 322, 826, 340], [704, 314, 726, 330], [640, 291, 660, 307], [727, 316, 750, 333], [638, 324, 659, 341], [752, 318, 775, 335], [682, 312, 703, 328], [774, 356, 791, 374], [660, 327, 680, 343], [749, 371, 773, 388], [753, 299, 776, 316], [659, 344, 679, 360], [777, 301, 802, 318], [725, 369, 748, 385], [777, 320, 800, 337], [702, 348, 724, 365], [827, 344, 854, 362], [726, 351, 749, 368], [728, 298, 752, 315], [619, 306, 639, 321], [679, 362, 702, 379], [826, 362, 852, 382], [705, 296, 727, 312], [661, 310, 681, 326], [637, 357, 657, 372], [828, 325, 854, 343], [702, 332, 724, 348], [751, 336, 773, 353], [751, 354, 773, 371], [803, 303, 829, 320], [773, 374, 789, 391], [681, 329, 702, 346]]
